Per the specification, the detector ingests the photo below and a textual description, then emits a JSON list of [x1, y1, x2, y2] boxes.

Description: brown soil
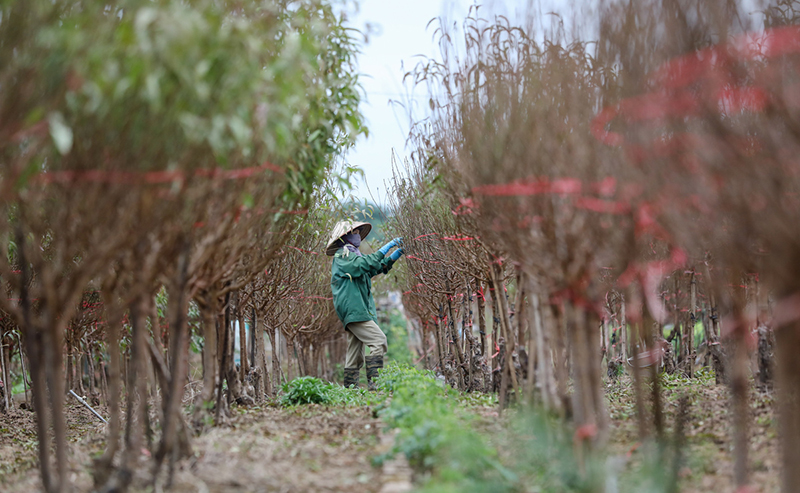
[[164, 405, 384, 493], [0, 374, 783, 493], [0, 401, 107, 490], [0, 402, 386, 493], [606, 372, 780, 493]]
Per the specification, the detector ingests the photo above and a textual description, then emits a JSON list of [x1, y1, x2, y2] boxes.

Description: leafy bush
[[279, 376, 372, 407], [280, 377, 334, 406]]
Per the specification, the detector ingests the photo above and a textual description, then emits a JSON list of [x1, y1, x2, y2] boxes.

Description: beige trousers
[[345, 320, 387, 369]]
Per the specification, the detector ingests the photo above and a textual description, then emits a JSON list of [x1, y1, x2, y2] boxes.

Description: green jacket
[[331, 248, 396, 328]]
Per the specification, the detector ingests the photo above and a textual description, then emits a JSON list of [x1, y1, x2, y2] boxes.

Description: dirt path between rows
[[0, 403, 410, 493], [167, 406, 386, 493]]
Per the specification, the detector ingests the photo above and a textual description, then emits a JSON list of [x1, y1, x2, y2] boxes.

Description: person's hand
[[389, 248, 404, 261], [379, 237, 403, 256]]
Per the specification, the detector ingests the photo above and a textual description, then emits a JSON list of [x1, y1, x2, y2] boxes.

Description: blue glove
[[379, 237, 403, 256], [389, 248, 404, 261]]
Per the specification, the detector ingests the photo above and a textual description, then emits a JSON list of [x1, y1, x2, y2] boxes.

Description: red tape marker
[[34, 161, 283, 185], [441, 235, 477, 241], [592, 25, 800, 152]]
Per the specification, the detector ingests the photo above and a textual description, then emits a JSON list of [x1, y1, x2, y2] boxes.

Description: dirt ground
[[0, 401, 106, 490], [165, 405, 385, 493], [0, 402, 390, 493], [605, 371, 781, 493], [0, 373, 783, 493]]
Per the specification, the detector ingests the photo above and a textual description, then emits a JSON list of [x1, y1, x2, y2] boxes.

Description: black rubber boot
[[343, 367, 360, 388], [365, 354, 383, 391]]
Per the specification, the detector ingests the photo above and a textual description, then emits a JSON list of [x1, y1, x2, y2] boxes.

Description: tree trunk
[[270, 326, 281, 393], [96, 310, 122, 487], [630, 321, 648, 441], [776, 319, 800, 492], [476, 279, 487, 359], [532, 292, 558, 411], [223, 292, 242, 404], [489, 264, 520, 407], [194, 294, 217, 428], [65, 332, 74, 394], [19, 227, 55, 493], [550, 303, 570, 417], [420, 322, 430, 370], [488, 281, 499, 375], [250, 308, 256, 376], [433, 317, 444, 371], [643, 314, 664, 440], [153, 247, 193, 488], [730, 294, 751, 490], [78, 344, 87, 397], [466, 287, 476, 391], [253, 308, 271, 400], [0, 324, 11, 411], [446, 289, 466, 390], [620, 298, 627, 362], [515, 268, 526, 351], [116, 297, 149, 490], [569, 304, 592, 428], [236, 292, 249, 381]]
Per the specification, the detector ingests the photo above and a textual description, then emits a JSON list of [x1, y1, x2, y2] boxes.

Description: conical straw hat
[[325, 220, 372, 256]]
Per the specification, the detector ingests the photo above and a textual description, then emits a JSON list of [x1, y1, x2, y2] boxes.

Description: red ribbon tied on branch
[[591, 25, 800, 157], [33, 161, 284, 185]]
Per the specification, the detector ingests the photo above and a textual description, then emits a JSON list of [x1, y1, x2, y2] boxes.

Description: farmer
[[326, 220, 404, 389]]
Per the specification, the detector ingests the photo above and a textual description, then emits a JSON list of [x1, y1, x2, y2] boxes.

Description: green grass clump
[[280, 376, 370, 407], [374, 364, 517, 492], [280, 376, 334, 405]]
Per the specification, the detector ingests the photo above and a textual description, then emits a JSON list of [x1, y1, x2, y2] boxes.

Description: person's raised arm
[[335, 250, 394, 278]]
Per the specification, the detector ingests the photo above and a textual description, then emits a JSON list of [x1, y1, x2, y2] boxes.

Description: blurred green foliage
[[345, 200, 389, 244], [385, 308, 413, 366], [1, 0, 365, 205]]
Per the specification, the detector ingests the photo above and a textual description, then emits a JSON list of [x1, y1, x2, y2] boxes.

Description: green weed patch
[[374, 364, 517, 491], [280, 376, 371, 407]]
